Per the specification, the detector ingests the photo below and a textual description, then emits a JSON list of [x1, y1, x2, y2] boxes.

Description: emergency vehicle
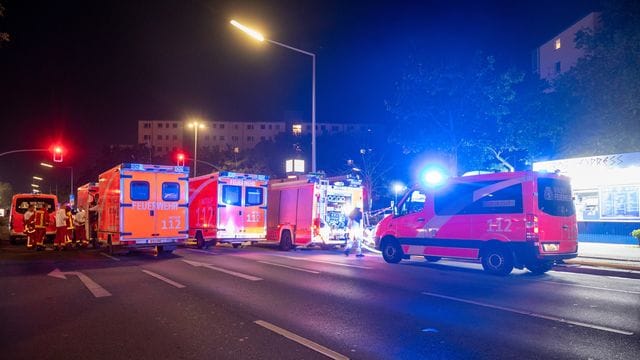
[[96, 163, 189, 254], [187, 172, 269, 248], [76, 182, 99, 240], [264, 175, 364, 250], [375, 171, 578, 275], [9, 193, 58, 243]]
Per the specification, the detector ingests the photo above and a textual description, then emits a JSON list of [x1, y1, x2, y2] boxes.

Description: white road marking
[[421, 291, 634, 336], [254, 320, 349, 360], [182, 248, 219, 255], [182, 259, 263, 281], [100, 252, 120, 261], [280, 256, 372, 269], [536, 280, 640, 295], [142, 269, 186, 288], [48, 268, 112, 298], [258, 261, 320, 274]]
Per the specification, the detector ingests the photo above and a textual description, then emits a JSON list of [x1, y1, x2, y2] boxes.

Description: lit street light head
[[230, 20, 265, 42]]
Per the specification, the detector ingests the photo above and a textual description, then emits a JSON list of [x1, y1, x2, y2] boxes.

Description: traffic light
[[176, 153, 185, 167], [53, 146, 64, 163]]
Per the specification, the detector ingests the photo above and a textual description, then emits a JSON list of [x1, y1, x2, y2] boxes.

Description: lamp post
[[230, 19, 317, 173], [392, 183, 405, 206], [187, 120, 205, 177]]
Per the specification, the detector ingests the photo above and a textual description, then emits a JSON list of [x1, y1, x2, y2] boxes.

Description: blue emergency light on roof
[[421, 167, 448, 187]]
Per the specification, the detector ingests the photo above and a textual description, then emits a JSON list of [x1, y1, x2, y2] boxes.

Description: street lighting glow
[[33, 176, 43, 181], [31, 184, 40, 188], [40, 162, 53, 168], [230, 20, 265, 42]]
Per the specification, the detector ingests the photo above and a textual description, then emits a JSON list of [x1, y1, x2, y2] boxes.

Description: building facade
[[532, 12, 600, 81]]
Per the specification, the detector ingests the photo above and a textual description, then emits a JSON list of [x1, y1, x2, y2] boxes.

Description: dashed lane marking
[[279, 256, 373, 269], [142, 269, 186, 288], [421, 291, 634, 336], [258, 260, 321, 274], [182, 259, 263, 281], [254, 320, 349, 360], [100, 252, 120, 261]]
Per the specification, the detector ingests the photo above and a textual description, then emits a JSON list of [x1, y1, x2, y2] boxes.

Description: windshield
[[537, 178, 575, 217], [14, 197, 56, 214]]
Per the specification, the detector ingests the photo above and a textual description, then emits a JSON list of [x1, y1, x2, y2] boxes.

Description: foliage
[[631, 229, 640, 246], [551, 0, 640, 157], [386, 53, 526, 174], [0, 181, 12, 209], [0, 2, 9, 46]]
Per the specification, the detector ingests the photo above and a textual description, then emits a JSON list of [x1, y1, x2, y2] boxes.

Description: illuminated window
[[555, 38, 561, 50], [292, 124, 302, 135]]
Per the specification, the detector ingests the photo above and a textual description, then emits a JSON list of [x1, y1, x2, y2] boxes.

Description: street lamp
[[41, 162, 73, 205], [187, 120, 205, 177], [33, 176, 43, 181], [392, 183, 406, 206], [230, 19, 317, 173]]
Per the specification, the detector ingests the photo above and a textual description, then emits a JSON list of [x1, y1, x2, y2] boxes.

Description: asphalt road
[[1, 243, 638, 360]]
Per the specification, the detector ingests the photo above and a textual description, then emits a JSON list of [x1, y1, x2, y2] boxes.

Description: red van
[[9, 193, 58, 243], [375, 171, 578, 275]]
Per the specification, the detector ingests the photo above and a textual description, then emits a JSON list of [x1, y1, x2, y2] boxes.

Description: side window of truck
[[245, 187, 264, 206], [222, 185, 242, 206], [130, 181, 150, 201], [162, 182, 180, 201], [399, 190, 426, 216]]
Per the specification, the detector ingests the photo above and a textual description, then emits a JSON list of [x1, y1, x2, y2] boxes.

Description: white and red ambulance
[[187, 172, 269, 248], [263, 175, 364, 250], [375, 171, 578, 275], [96, 163, 189, 254]]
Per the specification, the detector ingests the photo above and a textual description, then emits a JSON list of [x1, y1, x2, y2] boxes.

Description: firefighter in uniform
[[65, 205, 74, 248], [33, 206, 49, 251], [74, 206, 88, 247], [54, 205, 68, 250], [23, 205, 36, 249]]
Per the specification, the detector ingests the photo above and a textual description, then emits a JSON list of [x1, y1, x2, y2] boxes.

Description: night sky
[[0, 0, 597, 193]]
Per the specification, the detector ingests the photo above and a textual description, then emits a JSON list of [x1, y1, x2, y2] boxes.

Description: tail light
[[525, 214, 539, 241]]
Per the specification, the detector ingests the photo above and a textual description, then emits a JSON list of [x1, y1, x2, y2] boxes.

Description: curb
[[564, 258, 640, 272]]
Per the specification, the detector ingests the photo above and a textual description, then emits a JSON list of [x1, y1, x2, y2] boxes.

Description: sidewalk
[[565, 242, 640, 272]]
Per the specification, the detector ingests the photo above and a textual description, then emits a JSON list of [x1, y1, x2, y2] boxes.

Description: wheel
[[195, 231, 205, 249], [205, 239, 217, 249], [481, 245, 514, 276], [232, 243, 241, 249], [9, 236, 18, 245], [424, 256, 441, 262], [279, 231, 292, 251], [381, 238, 403, 264], [526, 261, 553, 275]]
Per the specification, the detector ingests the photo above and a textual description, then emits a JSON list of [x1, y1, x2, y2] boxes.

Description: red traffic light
[[176, 153, 185, 166], [53, 145, 64, 162]]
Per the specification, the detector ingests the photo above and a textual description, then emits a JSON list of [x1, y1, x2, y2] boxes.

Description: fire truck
[[187, 172, 269, 248], [263, 175, 364, 250], [96, 163, 190, 254]]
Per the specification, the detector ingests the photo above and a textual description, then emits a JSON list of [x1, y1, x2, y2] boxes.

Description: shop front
[[533, 152, 640, 244]]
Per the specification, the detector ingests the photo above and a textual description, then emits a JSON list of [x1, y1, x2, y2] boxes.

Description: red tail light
[[525, 214, 539, 241]]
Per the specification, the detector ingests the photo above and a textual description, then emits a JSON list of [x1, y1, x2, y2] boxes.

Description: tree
[[386, 53, 525, 174], [552, 0, 640, 157], [0, 2, 9, 47], [0, 181, 12, 209]]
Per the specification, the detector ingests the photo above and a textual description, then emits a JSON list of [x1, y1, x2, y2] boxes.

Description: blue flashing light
[[421, 167, 448, 187]]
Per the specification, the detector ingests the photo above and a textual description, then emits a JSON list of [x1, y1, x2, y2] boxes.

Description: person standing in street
[[74, 206, 88, 247], [33, 205, 49, 251], [344, 207, 364, 257], [54, 205, 68, 250], [23, 205, 36, 249], [65, 205, 74, 248]]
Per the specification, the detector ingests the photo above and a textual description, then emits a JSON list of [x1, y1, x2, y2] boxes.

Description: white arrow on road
[[48, 268, 112, 298], [182, 259, 263, 281]]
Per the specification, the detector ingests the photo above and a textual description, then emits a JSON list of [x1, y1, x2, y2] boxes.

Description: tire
[[279, 231, 292, 251], [526, 261, 553, 275], [232, 243, 241, 249], [9, 236, 17, 245], [195, 231, 205, 249], [481, 245, 514, 276], [205, 239, 217, 249], [381, 238, 403, 264], [424, 256, 442, 262]]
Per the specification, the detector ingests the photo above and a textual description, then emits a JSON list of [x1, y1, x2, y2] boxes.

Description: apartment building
[[137, 120, 184, 156], [532, 12, 600, 81]]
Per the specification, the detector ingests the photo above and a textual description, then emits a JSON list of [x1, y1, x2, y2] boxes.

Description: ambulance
[[9, 193, 58, 243], [375, 171, 578, 275], [76, 182, 99, 240], [263, 175, 364, 250], [96, 163, 189, 254], [187, 172, 269, 248]]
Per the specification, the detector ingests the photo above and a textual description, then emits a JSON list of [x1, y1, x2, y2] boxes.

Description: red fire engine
[[263, 175, 364, 250]]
